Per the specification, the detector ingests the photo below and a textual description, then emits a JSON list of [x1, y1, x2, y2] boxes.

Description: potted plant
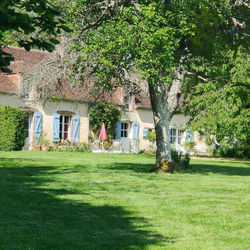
[[41, 133, 51, 151], [41, 139, 51, 151], [34, 136, 41, 151]]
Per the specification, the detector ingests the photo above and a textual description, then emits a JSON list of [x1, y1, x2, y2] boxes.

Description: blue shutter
[[52, 113, 60, 142], [34, 112, 42, 142], [185, 129, 194, 142], [190, 132, 194, 141], [72, 115, 80, 143], [143, 128, 149, 139], [115, 121, 122, 139], [133, 122, 140, 139]]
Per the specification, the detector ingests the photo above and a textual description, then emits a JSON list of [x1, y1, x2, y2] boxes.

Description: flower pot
[[34, 145, 41, 151]]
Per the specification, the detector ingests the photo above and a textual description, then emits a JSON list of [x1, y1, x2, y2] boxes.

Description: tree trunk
[[167, 70, 184, 120], [148, 82, 175, 173]]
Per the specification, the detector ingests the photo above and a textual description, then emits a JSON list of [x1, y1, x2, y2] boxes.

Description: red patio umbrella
[[99, 123, 107, 141]]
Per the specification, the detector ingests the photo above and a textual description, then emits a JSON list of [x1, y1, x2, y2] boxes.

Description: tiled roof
[[135, 95, 152, 109], [3, 46, 48, 73], [0, 46, 48, 94], [0, 74, 20, 94], [49, 78, 124, 105], [0, 47, 127, 106], [0, 46, 157, 109], [0, 47, 186, 111]]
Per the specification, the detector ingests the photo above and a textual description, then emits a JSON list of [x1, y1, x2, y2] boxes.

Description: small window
[[59, 115, 71, 140], [121, 122, 129, 138], [170, 128, 177, 144], [177, 130, 184, 144], [170, 128, 184, 145]]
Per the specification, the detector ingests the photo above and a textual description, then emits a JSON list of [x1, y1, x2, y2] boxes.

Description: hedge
[[213, 145, 250, 159], [0, 105, 28, 151]]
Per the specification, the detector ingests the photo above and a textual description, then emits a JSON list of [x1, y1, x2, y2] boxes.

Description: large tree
[[19, 0, 249, 170], [62, 0, 249, 171], [0, 0, 69, 72]]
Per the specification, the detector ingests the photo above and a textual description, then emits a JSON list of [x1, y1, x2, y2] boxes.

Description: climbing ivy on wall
[[89, 102, 121, 138]]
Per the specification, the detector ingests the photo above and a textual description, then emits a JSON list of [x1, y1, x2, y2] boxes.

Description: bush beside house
[[0, 105, 28, 151]]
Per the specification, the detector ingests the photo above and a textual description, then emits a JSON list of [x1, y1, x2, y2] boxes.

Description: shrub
[[147, 131, 156, 143], [0, 105, 28, 151], [103, 135, 113, 150], [213, 145, 250, 159], [75, 143, 90, 152], [183, 141, 195, 150], [138, 149, 146, 154], [142, 148, 190, 170], [171, 149, 191, 170], [50, 142, 90, 152], [205, 139, 212, 146]]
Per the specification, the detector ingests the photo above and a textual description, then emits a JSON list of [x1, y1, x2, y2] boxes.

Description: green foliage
[[184, 47, 250, 146], [68, 0, 248, 88], [205, 138, 212, 146], [50, 142, 90, 152], [41, 132, 50, 146], [183, 141, 195, 150], [138, 149, 146, 154], [170, 149, 191, 170], [74, 143, 90, 152], [103, 135, 113, 150], [213, 145, 250, 159], [0, 0, 70, 72], [89, 102, 121, 137], [42, 139, 51, 147], [146, 131, 156, 143], [0, 105, 28, 151]]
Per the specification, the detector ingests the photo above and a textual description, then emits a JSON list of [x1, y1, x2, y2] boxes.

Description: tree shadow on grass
[[105, 161, 250, 177], [107, 162, 155, 173], [0, 158, 168, 250], [190, 163, 250, 176]]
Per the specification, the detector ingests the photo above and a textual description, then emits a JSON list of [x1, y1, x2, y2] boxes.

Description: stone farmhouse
[[0, 47, 207, 153]]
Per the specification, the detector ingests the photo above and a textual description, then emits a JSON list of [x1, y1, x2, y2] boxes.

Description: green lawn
[[0, 152, 249, 250]]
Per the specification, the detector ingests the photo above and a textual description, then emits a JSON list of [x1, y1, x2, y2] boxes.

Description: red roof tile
[[4, 46, 48, 73], [0, 74, 20, 94]]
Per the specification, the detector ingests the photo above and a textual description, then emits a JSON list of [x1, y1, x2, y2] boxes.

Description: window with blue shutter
[[133, 122, 140, 139], [72, 115, 80, 143], [185, 129, 194, 142], [143, 128, 149, 139], [115, 121, 122, 139], [52, 113, 60, 142], [34, 112, 42, 143]]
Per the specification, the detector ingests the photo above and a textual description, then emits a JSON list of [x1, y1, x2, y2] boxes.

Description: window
[[170, 128, 177, 144], [59, 115, 71, 140], [177, 130, 184, 144], [170, 128, 184, 145], [121, 122, 129, 138]]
